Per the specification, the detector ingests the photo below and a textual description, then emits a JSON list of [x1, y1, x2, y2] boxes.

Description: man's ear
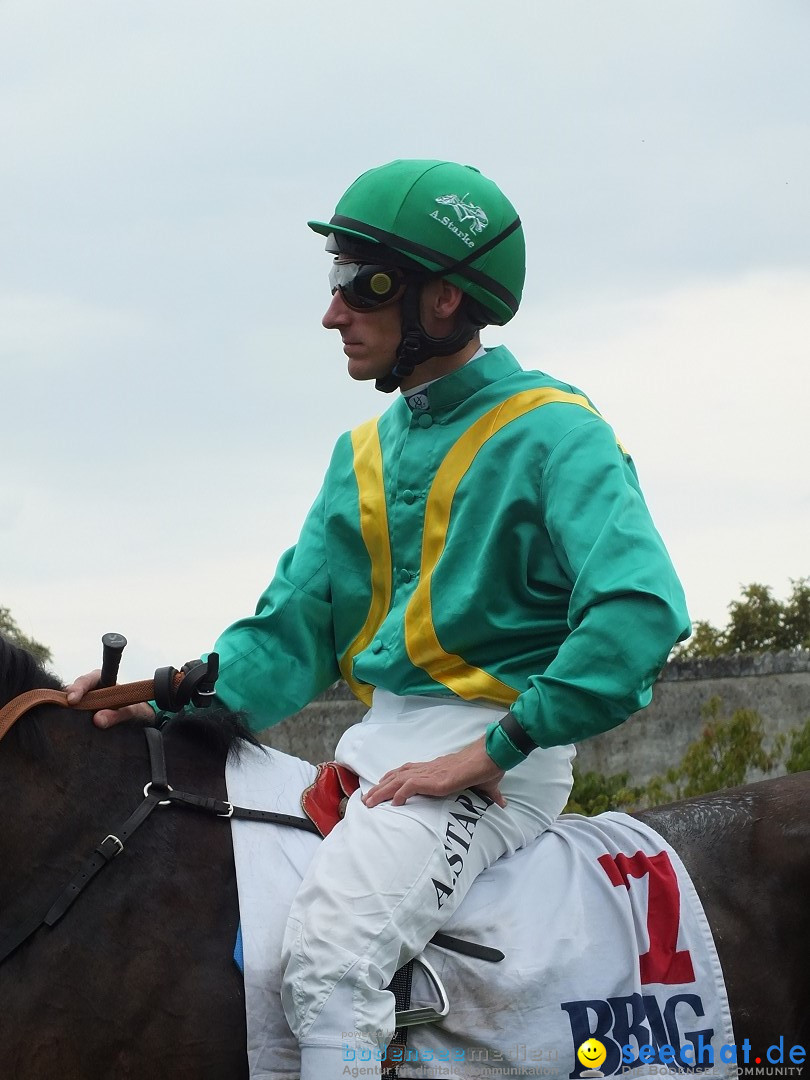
[[423, 279, 465, 321]]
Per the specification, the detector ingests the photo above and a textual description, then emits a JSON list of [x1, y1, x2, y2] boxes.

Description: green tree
[[673, 619, 725, 660], [564, 768, 644, 816], [784, 718, 810, 773], [643, 696, 777, 802], [675, 578, 810, 658], [782, 578, 810, 649], [0, 606, 52, 665], [724, 583, 784, 653], [567, 697, 785, 816]]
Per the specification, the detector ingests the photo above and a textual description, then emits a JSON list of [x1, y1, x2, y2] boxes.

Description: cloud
[[504, 269, 810, 627], [2, 0, 808, 681], [0, 292, 147, 370]]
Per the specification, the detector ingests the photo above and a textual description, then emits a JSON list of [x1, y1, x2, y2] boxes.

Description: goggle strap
[[330, 215, 520, 314]]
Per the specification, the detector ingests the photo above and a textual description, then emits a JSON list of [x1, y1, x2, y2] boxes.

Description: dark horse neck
[[0, 636, 250, 1080]]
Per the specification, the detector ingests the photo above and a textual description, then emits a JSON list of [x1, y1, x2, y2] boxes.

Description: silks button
[[416, 413, 434, 429], [371, 638, 384, 654], [398, 568, 413, 583], [402, 489, 416, 504]]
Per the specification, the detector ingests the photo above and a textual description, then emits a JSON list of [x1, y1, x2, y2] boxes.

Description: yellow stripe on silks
[[338, 419, 392, 706], [405, 388, 609, 704]]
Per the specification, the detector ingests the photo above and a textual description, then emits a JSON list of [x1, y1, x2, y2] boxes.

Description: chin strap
[[374, 281, 481, 394], [372, 215, 522, 394]]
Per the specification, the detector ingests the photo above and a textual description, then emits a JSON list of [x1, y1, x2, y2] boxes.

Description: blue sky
[[2, 0, 808, 680]]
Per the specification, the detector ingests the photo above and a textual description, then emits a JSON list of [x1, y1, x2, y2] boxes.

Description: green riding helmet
[[308, 159, 525, 326]]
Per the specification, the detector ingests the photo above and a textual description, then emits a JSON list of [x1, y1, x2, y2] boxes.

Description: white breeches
[[280, 690, 575, 1080]]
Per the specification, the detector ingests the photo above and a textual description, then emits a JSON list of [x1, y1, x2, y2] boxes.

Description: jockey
[[69, 159, 691, 1079]]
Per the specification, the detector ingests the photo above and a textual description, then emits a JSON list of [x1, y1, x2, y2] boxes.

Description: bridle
[[0, 655, 320, 968], [0, 654, 502, 990]]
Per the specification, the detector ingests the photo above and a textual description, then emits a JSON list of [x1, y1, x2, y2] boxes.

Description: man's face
[[322, 259, 403, 383]]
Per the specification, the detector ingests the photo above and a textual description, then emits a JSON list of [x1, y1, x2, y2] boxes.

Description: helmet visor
[[328, 261, 408, 312]]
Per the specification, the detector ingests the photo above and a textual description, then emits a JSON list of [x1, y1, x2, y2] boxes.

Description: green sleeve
[[209, 485, 340, 732], [486, 419, 690, 769]]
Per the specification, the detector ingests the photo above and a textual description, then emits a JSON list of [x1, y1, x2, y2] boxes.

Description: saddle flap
[[300, 762, 360, 837]]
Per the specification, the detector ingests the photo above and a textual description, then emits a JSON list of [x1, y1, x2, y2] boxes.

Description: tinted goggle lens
[[328, 262, 406, 310]]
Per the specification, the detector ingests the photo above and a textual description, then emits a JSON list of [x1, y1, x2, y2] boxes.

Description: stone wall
[[574, 649, 810, 784], [259, 651, 810, 783]]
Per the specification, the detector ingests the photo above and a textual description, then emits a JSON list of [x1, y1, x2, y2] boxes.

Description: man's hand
[[65, 670, 154, 729], [362, 736, 506, 808]]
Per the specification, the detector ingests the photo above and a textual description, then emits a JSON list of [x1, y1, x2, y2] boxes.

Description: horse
[[1, 633, 808, 1080]]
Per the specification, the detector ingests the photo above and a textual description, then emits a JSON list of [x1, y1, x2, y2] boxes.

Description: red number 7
[[598, 850, 695, 985]]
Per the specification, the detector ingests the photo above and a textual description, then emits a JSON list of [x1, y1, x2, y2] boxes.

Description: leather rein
[[0, 651, 233, 743], [0, 678, 168, 743]]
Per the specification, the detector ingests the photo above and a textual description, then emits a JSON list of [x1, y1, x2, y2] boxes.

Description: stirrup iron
[[394, 956, 449, 1028]]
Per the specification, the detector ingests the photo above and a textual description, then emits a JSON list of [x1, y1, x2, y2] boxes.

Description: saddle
[[300, 762, 361, 836]]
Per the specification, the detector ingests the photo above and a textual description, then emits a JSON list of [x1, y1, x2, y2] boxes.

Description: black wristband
[[499, 711, 539, 756]]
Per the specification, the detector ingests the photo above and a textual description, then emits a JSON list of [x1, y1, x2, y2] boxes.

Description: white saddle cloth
[[227, 745, 734, 1080]]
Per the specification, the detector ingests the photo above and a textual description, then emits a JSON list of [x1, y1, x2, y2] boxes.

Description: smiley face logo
[[577, 1038, 607, 1071]]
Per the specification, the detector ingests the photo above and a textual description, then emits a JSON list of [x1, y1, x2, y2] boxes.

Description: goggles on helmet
[[328, 261, 408, 311]]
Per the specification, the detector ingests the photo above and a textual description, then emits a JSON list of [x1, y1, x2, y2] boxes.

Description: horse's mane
[[0, 633, 262, 762], [0, 633, 63, 757], [162, 707, 263, 762], [0, 633, 63, 698]]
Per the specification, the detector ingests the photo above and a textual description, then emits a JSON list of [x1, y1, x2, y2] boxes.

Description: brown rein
[[0, 676, 180, 744]]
